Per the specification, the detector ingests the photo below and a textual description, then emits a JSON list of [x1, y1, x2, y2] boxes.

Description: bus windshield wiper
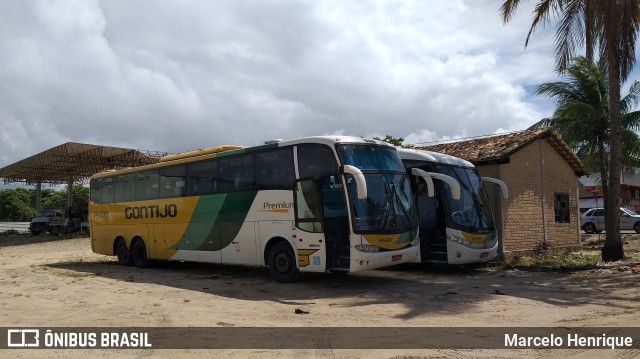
[[378, 179, 397, 230]]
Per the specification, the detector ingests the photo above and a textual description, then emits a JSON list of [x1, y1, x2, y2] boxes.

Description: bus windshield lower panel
[[346, 173, 416, 233], [436, 165, 495, 232]]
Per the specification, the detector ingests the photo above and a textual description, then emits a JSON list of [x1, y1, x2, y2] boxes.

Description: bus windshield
[[337, 145, 416, 233], [336, 144, 405, 171], [436, 165, 494, 231]]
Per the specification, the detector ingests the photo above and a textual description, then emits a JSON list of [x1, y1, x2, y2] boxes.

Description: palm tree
[[531, 57, 640, 206], [500, 0, 640, 261], [500, 0, 598, 68]]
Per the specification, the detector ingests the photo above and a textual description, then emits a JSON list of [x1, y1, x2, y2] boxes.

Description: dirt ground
[[1, 233, 639, 358]]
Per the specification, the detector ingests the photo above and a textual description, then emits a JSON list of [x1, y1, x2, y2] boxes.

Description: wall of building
[[539, 139, 580, 248], [477, 139, 579, 252]]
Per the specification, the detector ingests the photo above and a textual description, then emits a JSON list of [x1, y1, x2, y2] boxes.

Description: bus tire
[[132, 239, 150, 268], [115, 238, 133, 266], [268, 241, 300, 283]]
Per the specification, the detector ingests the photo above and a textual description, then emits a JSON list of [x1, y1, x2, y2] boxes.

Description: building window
[[554, 193, 570, 223]]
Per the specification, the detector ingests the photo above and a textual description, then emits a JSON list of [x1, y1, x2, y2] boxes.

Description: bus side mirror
[[411, 168, 461, 200], [411, 168, 434, 198], [341, 165, 367, 199], [481, 177, 509, 199]]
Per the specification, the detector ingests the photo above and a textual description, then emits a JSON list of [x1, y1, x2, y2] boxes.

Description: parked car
[[580, 207, 640, 233]]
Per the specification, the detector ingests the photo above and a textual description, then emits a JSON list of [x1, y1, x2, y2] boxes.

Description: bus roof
[[279, 135, 392, 148], [397, 148, 474, 168], [91, 136, 394, 179]]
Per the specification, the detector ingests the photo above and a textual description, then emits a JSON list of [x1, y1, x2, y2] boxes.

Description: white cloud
[[0, 0, 567, 168]]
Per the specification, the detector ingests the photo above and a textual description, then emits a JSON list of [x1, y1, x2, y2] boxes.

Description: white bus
[[399, 148, 508, 264], [90, 136, 422, 281]]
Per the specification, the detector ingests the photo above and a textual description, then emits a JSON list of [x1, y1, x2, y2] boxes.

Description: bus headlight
[[355, 244, 380, 253], [411, 236, 420, 247], [447, 233, 471, 247]]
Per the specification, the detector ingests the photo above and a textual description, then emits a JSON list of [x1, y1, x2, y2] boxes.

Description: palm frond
[[526, 0, 563, 47], [621, 81, 640, 114], [500, 0, 526, 23], [554, 0, 585, 72]]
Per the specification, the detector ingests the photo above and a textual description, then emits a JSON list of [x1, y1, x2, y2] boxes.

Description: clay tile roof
[[417, 127, 585, 176]]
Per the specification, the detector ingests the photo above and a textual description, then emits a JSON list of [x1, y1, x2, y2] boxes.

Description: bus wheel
[[116, 239, 133, 266], [132, 240, 150, 268], [268, 241, 300, 283]]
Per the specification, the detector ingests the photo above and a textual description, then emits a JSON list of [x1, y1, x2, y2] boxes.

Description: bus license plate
[[392, 255, 402, 261]]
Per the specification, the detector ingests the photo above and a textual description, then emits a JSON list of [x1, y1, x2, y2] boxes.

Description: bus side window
[[136, 170, 159, 200], [101, 177, 115, 204], [188, 160, 217, 196], [256, 148, 294, 189], [218, 155, 255, 192], [160, 165, 186, 198], [294, 179, 323, 233], [235, 154, 255, 191], [114, 173, 135, 202], [297, 145, 338, 179], [90, 179, 102, 204]]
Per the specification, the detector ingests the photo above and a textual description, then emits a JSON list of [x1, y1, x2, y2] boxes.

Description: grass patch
[[0, 229, 22, 237], [502, 245, 601, 271]]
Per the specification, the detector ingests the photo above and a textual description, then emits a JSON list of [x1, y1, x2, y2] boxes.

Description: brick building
[[420, 128, 585, 253]]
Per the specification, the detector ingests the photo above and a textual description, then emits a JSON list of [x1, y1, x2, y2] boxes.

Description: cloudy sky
[[1, 0, 568, 167]]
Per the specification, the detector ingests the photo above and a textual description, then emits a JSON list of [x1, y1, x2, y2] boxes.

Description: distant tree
[[0, 185, 90, 221], [0, 189, 35, 221], [373, 135, 415, 148], [39, 185, 90, 211], [70, 185, 90, 211], [42, 191, 65, 209], [28, 188, 57, 209]]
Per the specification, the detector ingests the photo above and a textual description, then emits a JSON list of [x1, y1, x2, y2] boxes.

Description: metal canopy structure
[[0, 142, 168, 185]]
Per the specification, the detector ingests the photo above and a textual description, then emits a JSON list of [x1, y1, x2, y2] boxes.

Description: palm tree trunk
[[598, 138, 609, 213], [602, 0, 624, 261], [585, 0, 594, 65]]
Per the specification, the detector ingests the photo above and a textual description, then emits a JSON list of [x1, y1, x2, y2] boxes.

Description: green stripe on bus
[[186, 194, 228, 249], [190, 191, 258, 251]]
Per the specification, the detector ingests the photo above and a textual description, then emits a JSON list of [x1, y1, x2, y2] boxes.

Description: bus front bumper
[[446, 239, 498, 264], [349, 245, 420, 272]]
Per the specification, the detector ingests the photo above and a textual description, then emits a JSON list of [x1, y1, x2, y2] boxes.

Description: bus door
[[416, 179, 448, 262], [412, 172, 447, 262], [294, 179, 328, 271], [320, 175, 350, 270], [294, 176, 349, 271]]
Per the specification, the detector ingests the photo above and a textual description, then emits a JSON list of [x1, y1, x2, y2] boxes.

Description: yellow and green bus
[[89, 136, 421, 281]]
